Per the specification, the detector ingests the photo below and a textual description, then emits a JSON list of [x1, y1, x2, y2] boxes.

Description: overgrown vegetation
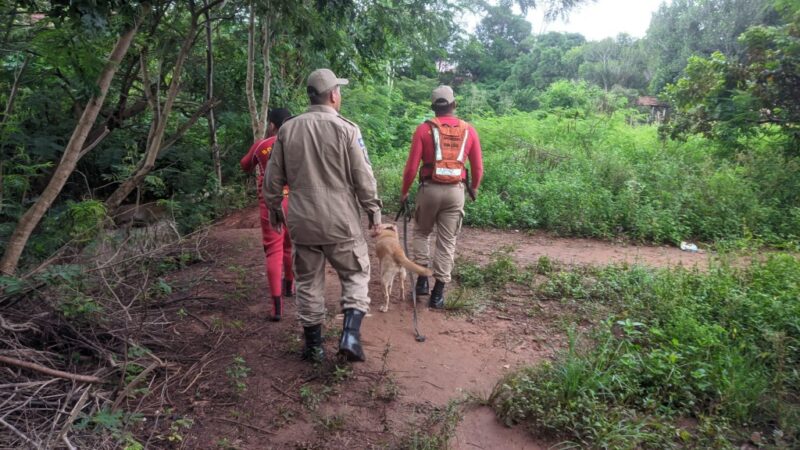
[[397, 401, 465, 450], [0, 225, 210, 448], [374, 80, 800, 246], [491, 255, 800, 448], [2, 0, 799, 447]]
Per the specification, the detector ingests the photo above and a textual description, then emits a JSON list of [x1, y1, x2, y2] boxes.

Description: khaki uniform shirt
[[263, 105, 382, 246]]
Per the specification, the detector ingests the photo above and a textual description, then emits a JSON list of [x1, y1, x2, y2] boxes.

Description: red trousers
[[260, 197, 293, 297]]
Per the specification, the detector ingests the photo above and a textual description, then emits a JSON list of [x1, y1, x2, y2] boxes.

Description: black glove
[[269, 207, 285, 232], [395, 199, 409, 221]]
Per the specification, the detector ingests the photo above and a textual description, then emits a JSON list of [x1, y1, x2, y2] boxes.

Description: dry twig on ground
[[0, 221, 214, 448]]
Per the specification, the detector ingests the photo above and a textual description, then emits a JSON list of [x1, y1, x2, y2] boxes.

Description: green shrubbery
[[373, 80, 800, 247], [491, 255, 800, 448]]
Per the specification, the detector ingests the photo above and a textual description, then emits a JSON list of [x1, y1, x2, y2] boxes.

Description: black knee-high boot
[[338, 309, 366, 362]]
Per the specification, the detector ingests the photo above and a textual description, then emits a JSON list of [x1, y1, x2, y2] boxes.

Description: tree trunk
[[0, 160, 4, 217], [204, 0, 221, 184], [104, 13, 200, 212], [0, 54, 29, 127], [0, 54, 30, 216], [0, 24, 139, 276], [245, 1, 272, 141], [1, 6, 17, 48], [245, 0, 260, 141], [161, 98, 221, 153], [259, 15, 271, 139]]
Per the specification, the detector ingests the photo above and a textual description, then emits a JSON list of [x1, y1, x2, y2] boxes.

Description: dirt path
[[161, 207, 710, 449], [458, 227, 708, 268]]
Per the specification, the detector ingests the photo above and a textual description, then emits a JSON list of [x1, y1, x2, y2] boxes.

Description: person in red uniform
[[400, 86, 483, 308], [240, 108, 294, 321]]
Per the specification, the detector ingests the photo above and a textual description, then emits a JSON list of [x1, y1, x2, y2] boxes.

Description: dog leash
[[397, 200, 426, 343]]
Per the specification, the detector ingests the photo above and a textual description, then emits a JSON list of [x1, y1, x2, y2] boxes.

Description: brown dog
[[373, 224, 433, 312]]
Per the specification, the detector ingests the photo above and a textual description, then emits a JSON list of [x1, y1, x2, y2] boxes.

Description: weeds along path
[[163, 207, 709, 449]]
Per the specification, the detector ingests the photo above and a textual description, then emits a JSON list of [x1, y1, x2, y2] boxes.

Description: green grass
[[448, 249, 533, 315], [491, 254, 800, 448], [372, 83, 800, 247], [398, 401, 465, 450]]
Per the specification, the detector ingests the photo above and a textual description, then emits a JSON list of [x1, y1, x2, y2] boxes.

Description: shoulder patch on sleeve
[[356, 131, 371, 166]]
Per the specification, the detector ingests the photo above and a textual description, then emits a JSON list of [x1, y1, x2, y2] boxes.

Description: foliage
[[226, 356, 250, 394], [66, 200, 107, 242], [492, 254, 800, 448], [375, 80, 800, 245], [0, 0, 464, 271], [511, 32, 585, 88], [576, 34, 650, 92], [665, 1, 800, 151], [398, 400, 464, 450], [3, 0, 794, 271], [453, 248, 520, 288], [645, 0, 780, 92]]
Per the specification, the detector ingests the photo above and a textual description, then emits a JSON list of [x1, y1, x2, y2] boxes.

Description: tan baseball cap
[[307, 68, 349, 93], [431, 85, 455, 105]]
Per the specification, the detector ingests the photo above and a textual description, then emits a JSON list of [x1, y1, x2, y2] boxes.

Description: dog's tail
[[394, 251, 433, 276]]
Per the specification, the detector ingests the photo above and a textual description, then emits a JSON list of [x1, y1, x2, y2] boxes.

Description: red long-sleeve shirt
[[241, 136, 288, 198], [401, 116, 483, 196]]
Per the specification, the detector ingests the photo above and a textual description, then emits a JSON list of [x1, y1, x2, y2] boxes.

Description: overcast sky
[[528, 0, 672, 40], [462, 0, 673, 41]]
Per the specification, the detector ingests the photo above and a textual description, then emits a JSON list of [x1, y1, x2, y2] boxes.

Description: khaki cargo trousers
[[293, 236, 371, 327], [411, 182, 465, 283]]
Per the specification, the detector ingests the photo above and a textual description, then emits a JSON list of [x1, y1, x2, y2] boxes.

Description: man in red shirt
[[240, 108, 294, 321], [400, 86, 483, 308]]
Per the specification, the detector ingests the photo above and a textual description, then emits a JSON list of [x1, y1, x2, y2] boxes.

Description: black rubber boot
[[302, 324, 324, 362], [416, 276, 430, 296], [429, 280, 445, 309], [283, 278, 295, 297], [338, 309, 366, 362], [270, 296, 283, 322]]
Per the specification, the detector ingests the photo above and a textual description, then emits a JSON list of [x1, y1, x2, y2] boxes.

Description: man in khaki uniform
[[400, 86, 483, 308], [264, 68, 382, 362]]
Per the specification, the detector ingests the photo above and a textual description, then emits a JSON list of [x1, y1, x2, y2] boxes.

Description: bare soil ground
[[156, 207, 710, 449]]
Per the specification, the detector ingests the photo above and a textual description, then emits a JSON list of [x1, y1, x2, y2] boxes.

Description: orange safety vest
[[425, 117, 469, 184]]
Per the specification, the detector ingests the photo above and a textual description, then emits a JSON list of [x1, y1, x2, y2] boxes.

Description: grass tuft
[[492, 254, 800, 448]]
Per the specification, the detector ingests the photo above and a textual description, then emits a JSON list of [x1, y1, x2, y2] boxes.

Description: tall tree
[[645, 0, 779, 92], [245, 0, 271, 141], [578, 34, 649, 91], [455, 0, 595, 83], [104, 1, 224, 211], [204, 0, 221, 184], [507, 32, 585, 91], [665, 0, 800, 151], [0, 9, 143, 275]]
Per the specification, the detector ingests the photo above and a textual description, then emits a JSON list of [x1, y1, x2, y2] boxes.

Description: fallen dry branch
[[0, 219, 216, 448], [0, 355, 104, 384], [0, 417, 41, 449], [271, 382, 300, 401], [112, 361, 164, 409]]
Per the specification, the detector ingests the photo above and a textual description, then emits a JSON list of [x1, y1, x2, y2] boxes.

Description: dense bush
[[373, 81, 800, 246], [492, 255, 800, 448]]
